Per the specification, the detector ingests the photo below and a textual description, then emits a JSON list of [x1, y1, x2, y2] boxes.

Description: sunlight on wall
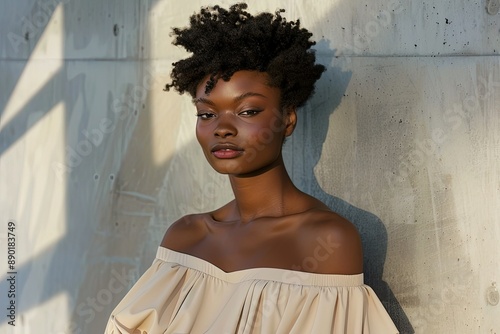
[[24, 101, 67, 259], [0, 4, 64, 133], [3, 4, 67, 263]]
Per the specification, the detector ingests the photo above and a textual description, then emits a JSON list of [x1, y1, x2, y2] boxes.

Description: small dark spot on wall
[[24, 32, 29, 41], [113, 24, 119, 36], [414, 44, 417, 47], [445, 18, 451, 24]]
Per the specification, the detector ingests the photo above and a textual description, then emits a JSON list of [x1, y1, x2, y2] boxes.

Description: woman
[[105, 3, 398, 333]]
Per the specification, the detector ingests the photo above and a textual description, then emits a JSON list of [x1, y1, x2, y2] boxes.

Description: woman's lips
[[211, 144, 244, 159], [212, 149, 243, 159]]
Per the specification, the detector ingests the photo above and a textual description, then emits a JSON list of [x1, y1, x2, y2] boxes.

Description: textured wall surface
[[0, 0, 499, 333]]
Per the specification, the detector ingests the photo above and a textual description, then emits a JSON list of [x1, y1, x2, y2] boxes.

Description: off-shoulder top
[[104, 247, 398, 333]]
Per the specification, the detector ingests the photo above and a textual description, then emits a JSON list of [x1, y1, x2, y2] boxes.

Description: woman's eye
[[196, 112, 215, 120], [239, 109, 262, 116]]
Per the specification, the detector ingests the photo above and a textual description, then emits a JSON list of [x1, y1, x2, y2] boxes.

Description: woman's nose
[[214, 114, 237, 138]]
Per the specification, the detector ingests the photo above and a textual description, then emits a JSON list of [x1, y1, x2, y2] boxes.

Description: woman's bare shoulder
[[296, 208, 363, 275], [160, 200, 236, 251], [160, 214, 209, 251]]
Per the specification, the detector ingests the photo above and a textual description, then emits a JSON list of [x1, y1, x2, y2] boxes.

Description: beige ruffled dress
[[105, 247, 398, 333]]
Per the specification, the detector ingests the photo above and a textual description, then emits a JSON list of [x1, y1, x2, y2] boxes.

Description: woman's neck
[[228, 156, 299, 224]]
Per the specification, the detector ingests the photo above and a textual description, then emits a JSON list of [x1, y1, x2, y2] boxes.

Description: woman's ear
[[284, 107, 297, 137]]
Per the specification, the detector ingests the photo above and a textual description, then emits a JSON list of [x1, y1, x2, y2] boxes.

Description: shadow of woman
[[284, 43, 414, 333]]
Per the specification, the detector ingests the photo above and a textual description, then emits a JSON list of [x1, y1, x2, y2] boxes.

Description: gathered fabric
[[105, 247, 398, 334]]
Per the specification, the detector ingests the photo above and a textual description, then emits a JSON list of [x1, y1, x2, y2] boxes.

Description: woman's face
[[194, 70, 296, 176]]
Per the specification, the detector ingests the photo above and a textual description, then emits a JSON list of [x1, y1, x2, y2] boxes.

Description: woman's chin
[[208, 163, 245, 175]]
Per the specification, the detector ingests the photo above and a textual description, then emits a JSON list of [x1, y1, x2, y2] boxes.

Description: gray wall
[[1, 0, 499, 333]]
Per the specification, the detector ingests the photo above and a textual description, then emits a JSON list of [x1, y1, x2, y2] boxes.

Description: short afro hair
[[163, 3, 325, 109]]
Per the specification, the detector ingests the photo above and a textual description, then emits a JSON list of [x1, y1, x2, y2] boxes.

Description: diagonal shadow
[[0, 69, 85, 155], [0, 0, 64, 128], [0, 1, 90, 328]]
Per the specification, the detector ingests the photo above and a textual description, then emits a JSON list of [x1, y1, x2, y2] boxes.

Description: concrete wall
[[1, 0, 499, 333]]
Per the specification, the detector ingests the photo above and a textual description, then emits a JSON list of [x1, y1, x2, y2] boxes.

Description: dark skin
[[162, 70, 363, 275]]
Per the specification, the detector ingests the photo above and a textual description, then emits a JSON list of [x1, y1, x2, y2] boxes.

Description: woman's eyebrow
[[234, 92, 268, 102], [192, 92, 268, 105], [192, 97, 214, 105]]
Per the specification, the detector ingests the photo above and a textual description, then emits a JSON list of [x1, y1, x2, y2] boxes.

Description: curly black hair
[[163, 3, 325, 109]]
